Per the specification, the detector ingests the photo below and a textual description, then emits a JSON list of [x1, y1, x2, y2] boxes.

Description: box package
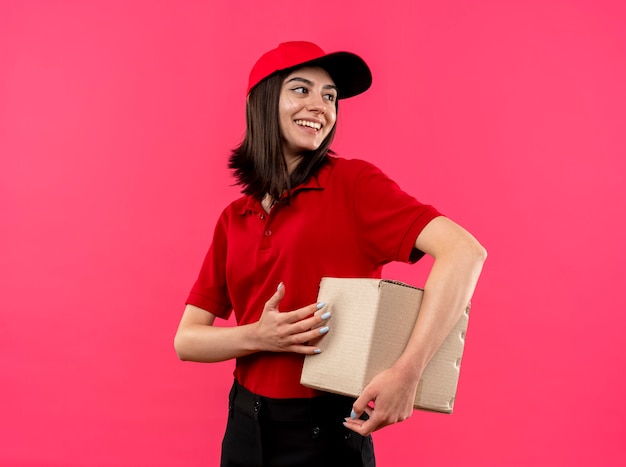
[[300, 277, 470, 414]]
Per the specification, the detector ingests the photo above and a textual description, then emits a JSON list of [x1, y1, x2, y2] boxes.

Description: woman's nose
[[307, 93, 326, 113]]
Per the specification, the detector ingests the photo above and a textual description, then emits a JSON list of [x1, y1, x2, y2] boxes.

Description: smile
[[295, 119, 322, 131]]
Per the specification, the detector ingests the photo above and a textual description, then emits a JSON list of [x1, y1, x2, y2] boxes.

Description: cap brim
[[286, 52, 372, 99]]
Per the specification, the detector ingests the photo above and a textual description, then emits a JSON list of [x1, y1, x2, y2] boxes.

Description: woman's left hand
[[343, 366, 419, 436]]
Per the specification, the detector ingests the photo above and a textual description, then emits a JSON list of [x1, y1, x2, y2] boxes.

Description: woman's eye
[[325, 94, 337, 102], [292, 87, 307, 94]]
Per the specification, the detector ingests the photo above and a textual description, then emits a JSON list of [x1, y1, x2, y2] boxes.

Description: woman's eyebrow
[[285, 77, 338, 92]]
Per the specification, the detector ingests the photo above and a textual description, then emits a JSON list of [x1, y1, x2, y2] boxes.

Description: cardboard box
[[300, 277, 470, 414]]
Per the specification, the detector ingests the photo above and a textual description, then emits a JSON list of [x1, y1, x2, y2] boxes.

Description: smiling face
[[278, 67, 338, 170]]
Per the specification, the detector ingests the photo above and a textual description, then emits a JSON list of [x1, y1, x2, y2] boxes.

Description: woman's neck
[[284, 153, 302, 174], [261, 194, 275, 213]]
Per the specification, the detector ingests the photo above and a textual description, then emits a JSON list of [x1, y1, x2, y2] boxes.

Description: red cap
[[246, 41, 372, 99]]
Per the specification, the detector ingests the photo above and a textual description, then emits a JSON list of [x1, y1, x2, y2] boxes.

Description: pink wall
[[2, 1, 625, 465]]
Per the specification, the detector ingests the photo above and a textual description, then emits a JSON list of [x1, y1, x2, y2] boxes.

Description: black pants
[[221, 380, 376, 467]]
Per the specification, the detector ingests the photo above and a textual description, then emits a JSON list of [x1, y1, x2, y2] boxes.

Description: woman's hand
[[343, 365, 419, 436], [174, 282, 330, 362], [251, 282, 331, 355]]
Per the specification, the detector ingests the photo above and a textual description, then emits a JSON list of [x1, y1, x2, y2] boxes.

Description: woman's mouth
[[294, 119, 322, 131]]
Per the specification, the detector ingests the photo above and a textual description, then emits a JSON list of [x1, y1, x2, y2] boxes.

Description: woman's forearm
[[397, 217, 487, 379], [174, 308, 260, 363]]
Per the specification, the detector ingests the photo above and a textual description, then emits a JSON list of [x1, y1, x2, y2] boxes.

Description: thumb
[[265, 282, 285, 311], [352, 386, 375, 420]]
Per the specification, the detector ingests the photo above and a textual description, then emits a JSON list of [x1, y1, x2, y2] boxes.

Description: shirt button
[[264, 230, 272, 236], [312, 426, 320, 438], [259, 214, 265, 220], [253, 401, 261, 412]]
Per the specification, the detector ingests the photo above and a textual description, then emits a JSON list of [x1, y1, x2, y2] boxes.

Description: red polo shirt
[[186, 156, 442, 398]]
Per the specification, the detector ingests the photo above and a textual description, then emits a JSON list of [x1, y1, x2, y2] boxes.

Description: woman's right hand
[[252, 282, 331, 355], [174, 283, 330, 363]]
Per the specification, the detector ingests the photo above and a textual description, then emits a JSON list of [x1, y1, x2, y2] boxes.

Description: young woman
[[175, 41, 487, 467]]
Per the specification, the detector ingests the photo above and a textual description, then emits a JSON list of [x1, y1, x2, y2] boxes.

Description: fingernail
[[314, 348, 322, 354], [277, 282, 283, 291], [350, 410, 357, 420], [316, 302, 326, 310], [320, 311, 331, 320], [318, 326, 329, 334]]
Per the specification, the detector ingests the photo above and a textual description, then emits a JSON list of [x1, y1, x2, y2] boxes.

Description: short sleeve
[[185, 210, 233, 319], [350, 161, 442, 265]]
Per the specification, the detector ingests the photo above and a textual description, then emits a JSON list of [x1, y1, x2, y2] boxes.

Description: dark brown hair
[[229, 69, 337, 201]]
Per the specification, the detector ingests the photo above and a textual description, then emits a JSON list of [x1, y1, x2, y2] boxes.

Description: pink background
[[2, 1, 625, 466]]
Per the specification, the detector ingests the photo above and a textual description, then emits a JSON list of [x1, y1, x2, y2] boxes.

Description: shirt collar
[[238, 156, 335, 215]]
